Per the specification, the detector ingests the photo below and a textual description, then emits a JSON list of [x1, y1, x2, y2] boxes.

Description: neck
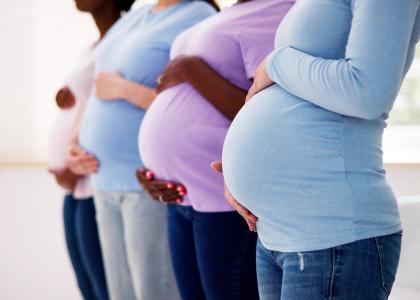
[[91, 4, 121, 39], [153, 0, 182, 12]]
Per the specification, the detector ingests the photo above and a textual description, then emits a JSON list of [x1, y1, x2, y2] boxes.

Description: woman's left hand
[[156, 55, 199, 93], [211, 161, 258, 232], [246, 57, 274, 102], [136, 168, 186, 205], [95, 72, 125, 100]]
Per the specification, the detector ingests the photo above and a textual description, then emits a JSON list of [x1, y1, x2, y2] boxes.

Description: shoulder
[[122, 4, 153, 19], [182, 1, 217, 17]]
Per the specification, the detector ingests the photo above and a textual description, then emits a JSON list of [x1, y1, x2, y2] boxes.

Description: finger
[[148, 181, 183, 198], [245, 89, 254, 102], [236, 205, 258, 223], [135, 168, 154, 181], [161, 189, 183, 201], [210, 161, 222, 173], [245, 219, 257, 232], [83, 161, 99, 170], [136, 168, 148, 178], [80, 155, 98, 163]]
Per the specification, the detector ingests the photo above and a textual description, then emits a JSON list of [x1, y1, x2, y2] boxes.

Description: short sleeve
[[238, 27, 275, 80], [237, 6, 291, 80]]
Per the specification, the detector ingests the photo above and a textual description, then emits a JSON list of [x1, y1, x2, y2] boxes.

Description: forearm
[[266, 0, 418, 120], [120, 79, 156, 110], [184, 58, 247, 120]]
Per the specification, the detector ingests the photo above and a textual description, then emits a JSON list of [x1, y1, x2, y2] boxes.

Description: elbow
[[351, 96, 393, 120], [347, 85, 396, 120]]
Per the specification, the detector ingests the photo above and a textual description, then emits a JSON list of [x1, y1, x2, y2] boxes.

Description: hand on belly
[[136, 167, 186, 205], [211, 161, 258, 232]]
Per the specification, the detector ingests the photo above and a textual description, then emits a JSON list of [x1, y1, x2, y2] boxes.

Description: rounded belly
[[79, 97, 143, 165], [139, 84, 233, 211], [222, 85, 347, 212]]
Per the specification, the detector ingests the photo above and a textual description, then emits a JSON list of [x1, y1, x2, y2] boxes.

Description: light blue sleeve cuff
[[265, 47, 289, 83]]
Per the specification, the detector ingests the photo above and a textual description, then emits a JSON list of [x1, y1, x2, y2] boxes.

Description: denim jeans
[[167, 205, 259, 300], [63, 195, 109, 300], [256, 232, 402, 300], [94, 191, 180, 300]]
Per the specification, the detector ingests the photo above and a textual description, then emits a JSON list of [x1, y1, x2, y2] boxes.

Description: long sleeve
[[266, 0, 419, 120]]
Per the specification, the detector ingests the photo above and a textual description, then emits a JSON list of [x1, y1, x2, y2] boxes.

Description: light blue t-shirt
[[79, 1, 215, 192], [223, 0, 419, 252]]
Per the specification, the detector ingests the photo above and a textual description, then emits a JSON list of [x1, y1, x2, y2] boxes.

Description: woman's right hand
[[136, 168, 185, 205], [67, 144, 99, 175], [49, 168, 79, 191]]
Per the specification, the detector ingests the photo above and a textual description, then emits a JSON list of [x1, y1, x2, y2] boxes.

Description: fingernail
[[176, 185, 186, 193], [166, 183, 175, 189], [145, 171, 154, 180]]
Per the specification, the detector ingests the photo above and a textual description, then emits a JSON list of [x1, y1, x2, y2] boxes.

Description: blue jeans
[[256, 232, 402, 300], [94, 190, 180, 300], [167, 205, 259, 300], [63, 194, 109, 300]]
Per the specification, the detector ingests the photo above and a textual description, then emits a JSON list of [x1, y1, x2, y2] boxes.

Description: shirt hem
[[258, 223, 402, 253]]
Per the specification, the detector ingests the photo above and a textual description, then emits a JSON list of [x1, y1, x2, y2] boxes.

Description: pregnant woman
[[137, 1, 294, 299], [47, 0, 130, 299], [222, 0, 420, 299], [77, 1, 216, 299]]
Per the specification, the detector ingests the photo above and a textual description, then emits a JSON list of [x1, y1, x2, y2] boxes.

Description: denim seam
[[328, 247, 336, 300], [375, 237, 390, 296]]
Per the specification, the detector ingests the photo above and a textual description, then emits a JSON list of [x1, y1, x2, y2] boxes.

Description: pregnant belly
[[139, 84, 230, 179], [79, 98, 143, 163], [222, 85, 348, 213]]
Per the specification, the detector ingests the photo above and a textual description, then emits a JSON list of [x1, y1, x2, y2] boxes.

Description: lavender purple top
[[139, 0, 295, 212]]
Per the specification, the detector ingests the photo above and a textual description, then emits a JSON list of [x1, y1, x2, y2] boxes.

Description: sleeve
[[266, 0, 419, 120], [238, 7, 291, 80]]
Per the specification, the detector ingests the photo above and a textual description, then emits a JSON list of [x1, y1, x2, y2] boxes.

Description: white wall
[[0, 0, 97, 162]]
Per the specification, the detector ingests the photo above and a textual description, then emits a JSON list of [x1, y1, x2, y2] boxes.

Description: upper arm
[[344, 0, 419, 108]]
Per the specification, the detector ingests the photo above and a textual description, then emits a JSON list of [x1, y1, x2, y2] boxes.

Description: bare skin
[[95, 72, 156, 109], [211, 161, 258, 232], [246, 57, 274, 102], [138, 0, 257, 213], [136, 168, 185, 205], [93, 0, 186, 109]]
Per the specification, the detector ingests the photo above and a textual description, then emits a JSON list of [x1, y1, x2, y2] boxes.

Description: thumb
[[211, 160, 223, 173]]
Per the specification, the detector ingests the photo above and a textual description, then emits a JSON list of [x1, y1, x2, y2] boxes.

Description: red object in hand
[[145, 171, 154, 181]]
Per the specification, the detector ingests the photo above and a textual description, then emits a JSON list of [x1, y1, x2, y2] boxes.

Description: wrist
[[116, 77, 130, 100], [181, 56, 202, 82]]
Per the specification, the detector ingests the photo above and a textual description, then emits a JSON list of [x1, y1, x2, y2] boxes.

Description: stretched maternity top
[[79, 2, 215, 192], [139, 0, 294, 212], [223, 0, 420, 252], [48, 46, 95, 199]]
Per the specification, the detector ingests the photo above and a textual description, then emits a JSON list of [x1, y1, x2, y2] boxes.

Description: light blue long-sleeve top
[[79, 1, 215, 192], [222, 0, 420, 252]]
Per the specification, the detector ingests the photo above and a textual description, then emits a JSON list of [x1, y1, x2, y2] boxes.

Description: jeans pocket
[[375, 231, 403, 296]]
